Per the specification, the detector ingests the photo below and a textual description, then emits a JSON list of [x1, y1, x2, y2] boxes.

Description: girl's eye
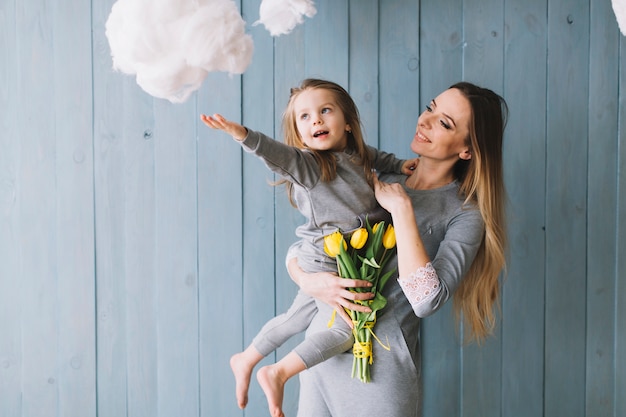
[[300, 113, 309, 120], [321, 107, 331, 114]]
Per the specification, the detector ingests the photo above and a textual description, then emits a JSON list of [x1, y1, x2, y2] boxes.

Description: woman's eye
[[440, 120, 451, 130], [425, 105, 433, 112]]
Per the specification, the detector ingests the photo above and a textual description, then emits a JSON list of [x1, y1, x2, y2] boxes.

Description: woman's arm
[[373, 173, 484, 318], [287, 258, 374, 327]]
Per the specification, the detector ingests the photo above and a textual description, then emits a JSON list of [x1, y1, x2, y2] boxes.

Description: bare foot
[[257, 365, 286, 417], [230, 353, 253, 409]]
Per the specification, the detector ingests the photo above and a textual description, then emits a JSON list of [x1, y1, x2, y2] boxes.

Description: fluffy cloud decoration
[[613, 0, 626, 35], [105, 0, 317, 103], [254, 0, 317, 36], [105, 0, 254, 103]]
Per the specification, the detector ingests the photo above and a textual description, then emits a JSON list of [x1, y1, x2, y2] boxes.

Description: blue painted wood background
[[0, 0, 624, 416]]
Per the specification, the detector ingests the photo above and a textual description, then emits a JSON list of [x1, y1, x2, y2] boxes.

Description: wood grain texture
[[52, 1, 97, 416], [501, 1, 547, 416], [545, 1, 589, 416], [586, 0, 619, 415], [615, 34, 626, 417], [0, 0, 21, 415], [0, 1, 624, 416]]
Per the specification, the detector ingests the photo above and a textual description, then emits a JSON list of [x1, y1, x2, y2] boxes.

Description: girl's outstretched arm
[[200, 113, 248, 141]]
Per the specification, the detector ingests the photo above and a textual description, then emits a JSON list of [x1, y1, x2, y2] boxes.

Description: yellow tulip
[[324, 231, 346, 258], [350, 228, 368, 250], [382, 224, 396, 249], [372, 222, 381, 234]]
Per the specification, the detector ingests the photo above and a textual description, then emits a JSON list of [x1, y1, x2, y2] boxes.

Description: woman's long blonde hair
[[278, 79, 372, 207], [450, 82, 508, 343]]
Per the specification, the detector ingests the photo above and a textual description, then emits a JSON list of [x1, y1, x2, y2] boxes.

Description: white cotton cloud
[[105, 0, 254, 103], [255, 0, 317, 37], [613, 0, 626, 35]]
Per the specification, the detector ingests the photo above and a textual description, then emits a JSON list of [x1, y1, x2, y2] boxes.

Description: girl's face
[[293, 88, 351, 152], [411, 88, 472, 162]]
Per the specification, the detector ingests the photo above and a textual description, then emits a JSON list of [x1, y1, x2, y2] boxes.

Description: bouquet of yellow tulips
[[323, 220, 397, 383]]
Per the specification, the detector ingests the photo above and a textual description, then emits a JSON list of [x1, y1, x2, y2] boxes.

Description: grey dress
[[296, 172, 485, 417]]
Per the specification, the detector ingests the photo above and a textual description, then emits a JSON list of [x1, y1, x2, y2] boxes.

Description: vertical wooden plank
[[15, 1, 60, 416], [153, 99, 199, 417], [463, 0, 504, 86], [501, 1, 547, 417], [94, 1, 128, 415], [304, 0, 349, 84], [616, 34, 626, 417], [461, 0, 504, 415], [53, 1, 96, 416], [379, 0, 420, 159], [419, 0, 463, 109], [349, 0, 379, 147], [94, 1, 163, 416], [0, 0, 22, 415], [417, 0, 463, 415], [197, 71, 244, 416], [586, 1, 620, 415], [123, 96, 159, 417], [238, 1, 279, 415], [544, 0, 589, 416]]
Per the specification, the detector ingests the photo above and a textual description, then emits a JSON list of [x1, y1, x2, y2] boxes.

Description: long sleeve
[[403, 204, 484, 317], [239, 129, 322, 188], [368, 146, 405, 174]]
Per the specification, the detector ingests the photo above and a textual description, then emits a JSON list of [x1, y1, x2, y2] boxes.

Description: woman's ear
[[345, 123, 352, 134], [459, 148, 472, 160]]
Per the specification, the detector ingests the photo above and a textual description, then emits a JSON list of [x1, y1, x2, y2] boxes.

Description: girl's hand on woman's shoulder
[[401, 158, 419, 175], [373, 173, 412, 215]]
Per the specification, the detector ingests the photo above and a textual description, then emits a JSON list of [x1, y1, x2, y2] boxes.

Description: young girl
[[201, 79, 413, 417]]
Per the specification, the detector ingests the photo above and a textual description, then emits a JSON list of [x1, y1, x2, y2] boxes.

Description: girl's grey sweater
[[241, 129, 405, 272]]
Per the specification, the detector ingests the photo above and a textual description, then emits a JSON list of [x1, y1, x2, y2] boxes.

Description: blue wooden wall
[[0, 0, 624, 416]]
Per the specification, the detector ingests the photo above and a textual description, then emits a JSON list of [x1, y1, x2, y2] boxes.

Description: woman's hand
[[287, 258, 374, 328], [200, 113, 248, 141]]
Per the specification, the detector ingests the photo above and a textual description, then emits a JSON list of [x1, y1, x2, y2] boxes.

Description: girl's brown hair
[[449, 82, 508, 343], [279, 79, 372, 206]]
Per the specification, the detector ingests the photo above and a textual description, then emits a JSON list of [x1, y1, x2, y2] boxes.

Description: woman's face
[[411, 88, 472, 162]]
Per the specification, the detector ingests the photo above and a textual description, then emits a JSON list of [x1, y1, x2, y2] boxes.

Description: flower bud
[[382, 224, 396, 249], [350, 228, 368, 250], [324, 231, 346, 257]]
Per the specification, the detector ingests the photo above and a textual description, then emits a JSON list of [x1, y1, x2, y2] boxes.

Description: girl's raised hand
[[373, 172, 411, 214], [200, 113, 248, 141]]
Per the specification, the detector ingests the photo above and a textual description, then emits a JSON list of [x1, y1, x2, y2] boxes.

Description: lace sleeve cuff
[[397, 262, 440, 307]]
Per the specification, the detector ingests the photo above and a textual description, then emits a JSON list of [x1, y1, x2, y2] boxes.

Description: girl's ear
[[345, 123, 352, 133]]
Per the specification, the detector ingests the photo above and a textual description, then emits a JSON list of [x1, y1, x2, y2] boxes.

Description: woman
[[287, 82, 508, 416]]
